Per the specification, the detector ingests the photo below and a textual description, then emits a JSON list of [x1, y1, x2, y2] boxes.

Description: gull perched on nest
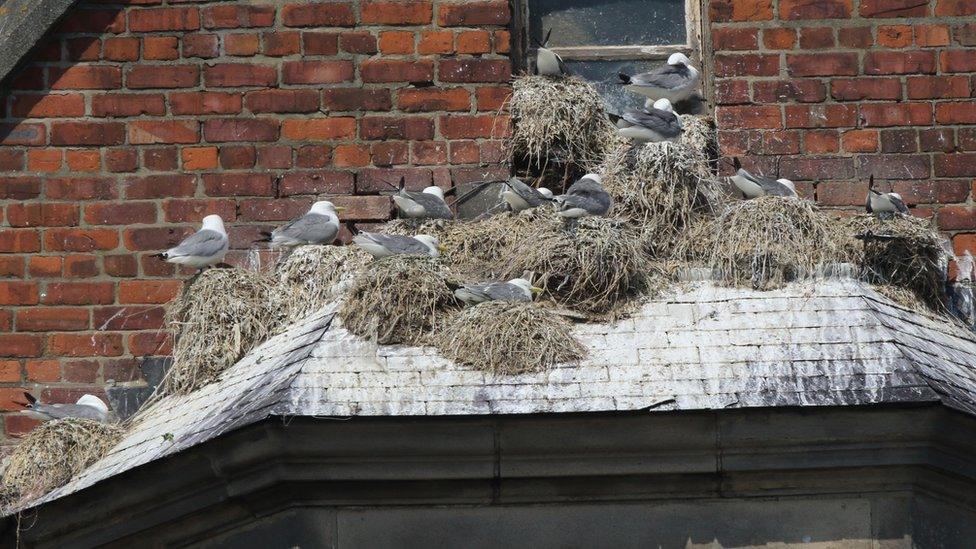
[[534, 28, 568, 77], [866, 175, 909, 218], [392, 179, 453, 220], [18, 393, 111, 423], [151, 214, 229, 268], [454, 278, 542, 305], [611, 98, 683, 143], [617, 53, 701, 103], [730, 158, 798, 199], [353, 232, 443, 258], [260, 200, 345, 248], [501, 177, 554, 212], [555, 174, 613, 218]]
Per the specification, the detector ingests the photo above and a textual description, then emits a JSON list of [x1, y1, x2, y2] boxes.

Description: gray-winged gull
[[262, 200, 344, 248], [555, 174, 613, 218], [151, 214, 229, 268], [730, 158, 798, 199], [19, 392, 111, 423], [393, 184, 453, 220], [865, 175, 909, 217], [454, 278, 542, 305], [534, 29, 568, 77], [617, 53, 700, 103], [613, 98, 683, 143], [502, 177, 554, 212], [353, 232, 442, 258]]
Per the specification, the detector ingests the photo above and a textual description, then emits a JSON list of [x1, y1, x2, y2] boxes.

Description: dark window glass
[[528, 0, 687, 47], [564, 59, 659, 113]]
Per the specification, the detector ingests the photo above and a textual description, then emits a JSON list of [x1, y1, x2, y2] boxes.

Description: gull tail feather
[[617, 73, 632, 85]]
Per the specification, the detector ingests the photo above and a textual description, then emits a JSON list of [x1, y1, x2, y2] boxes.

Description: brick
[[279, 171, 355, 196], [0, 257, 24, 277], [361, 116, 434, 140], [0, 335, 42, 357], [831, 79, 903, 101], [0, 177, 41, 199], [44, 228, 118, 252], [380, 31, 415, 54], [864, 52, 936, 75], [785, 105, 858, 128], [877, 25, 913, 48], [957, 23, 976, 46], [124, 174, 197, 199], [170, 91, 242, 115], [51, 122, 124, 146], [283, 61, 355, 84], [129, 8, 200, 32], [0, 281, 38, 305], [183, 34, 219, 58], [205, 63, 278, 87], [118, 280, 183, 304], [26, 360, 59, 383], [163, 199, 237, 223], [106, 149, 138, 173], [182, 147, 219, 170], [440, 115, 505, 139], [713, 28, 758, 51], [238, 198, 314, 222], [907, 76, 970, 99], [129, 332, 173, 356], [27, 150, 61, 172], [144, 148, 178, 171], [937, 103, 976, 125], [418, 30, 453, 54], [64, 254, 99, 278], [838, 27, 872, 48], [0, 361, 21, 383], [936, 0, 976, 15], [781, 0, 851, 19], [0, 150, 24, 171], [11, 94, 85, 118], [84, 202, 157, 225], [92, 94, 166, 118], [439, 59, 510, 83], [124, 226, 193, 251], [333, 144, 371, 167], [357, 167, 432, 192], [340, 31, 377, 53], [861, 0, 929, 17], [127, 65, 199, 88], [787, 53, 858, 77], [782, 156, 854, 180], [915, 25, 950, 47], [398, 88, 470, 112], [303, 32, 340, 55], [858, 155, 931, 179], [202, 173, 274, 196], [476, 86, 510, 111], [57, 9, 125, 33], [103, 359, 142, 383], [8, 68, 44, 91], [61, 360, 99, 383], [710, 0, 773, 21], [753, 80, 826, 103], [257, 146, 293, 169], [282, 3, 355, 27], [842, 130, 879, 153], [218, 145, 256, 169], [66, 38, 101, 62], [93, 306, 165, 331], [0, 123, 46, 146], [6, 203, 79, 227], [891, 179, 969, 203], [281, 118, 357, 141], [457, 30, 492, 54], [245, 89, 320, 113], [322, 89, 392, 111], [128, 120, 199, 145], [798, 27, 834, 49], [104, 37, 140, 61], [450, 141, 480, 164], [203, 119, 279, 142], [413, 141, 448, 165], [717, 106, 782, 129], [935, 154, 976, 177], [493, 30, 510, 53], [328, 196, 391, 220], [43, 282, 115, 305], [202, 4, 275, 28], [438, 1, 509, 25], [919, 128, 956, 152], [49, 66, 121, 90], [143, 36, 179, 60], [263, 31, 301, 56], [938, 206, 976, 231], [361, 60, 434, 83], [714, 55, 779, 78], [225, 33, 260, 56], [880, 129, 917, 153], [17, 308, 89, 332], [294, 145, 330, 168], [860, 103, 932, 127], [371, 142, 408, 166], [363, 1, 432, 24], [941, 50, 976, 73], [45, 177, 116, 200], [49, 333, 124, 357]]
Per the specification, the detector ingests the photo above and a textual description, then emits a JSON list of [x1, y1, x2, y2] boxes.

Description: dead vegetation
[[269, 245, 372, 324]]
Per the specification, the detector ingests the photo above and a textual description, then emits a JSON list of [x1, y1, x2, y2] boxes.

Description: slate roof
[[21, 276, 976, 510], [0, 0, 76, 88]]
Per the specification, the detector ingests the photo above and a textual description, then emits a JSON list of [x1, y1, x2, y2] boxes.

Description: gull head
[[507, 278, 541, 299], [77, 394, 109, 414], [668, 52, 692, 66], [201, 214, 226, 234], [414, 234, 442, 256], [643, 98, 656, 112], [653, 98, 675, 114], [538, 187, 554, 198], [310, 200, 344, 216], [581, 173, 603, 186], [776, 179, 797, 192], [422, 186, 446, 200]]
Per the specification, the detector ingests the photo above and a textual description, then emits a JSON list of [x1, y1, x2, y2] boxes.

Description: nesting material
[[599, 116, 719, 255], [270, 245, 372, 324], [510, 75, 617, 178], [1, 419, 123, 510], [163, 268, 280, 396], [339, 255, 457, 345], [832, 214, 949, 310], [500, 215, 656, 316], [682, 196, 842, 290], [435, 301, 585, 375]]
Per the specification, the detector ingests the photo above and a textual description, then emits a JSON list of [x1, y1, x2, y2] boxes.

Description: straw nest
[[163, 268, 280, 396], [269, 245, 372, 324], [830, 214, 949, 309], [599, 116, 719, 256], [339, 255, 457, 345], [434, 301, 585, 375], [510, 75, 617, 183], [1, 419, 123, 511], [680, 196, 843, 290]]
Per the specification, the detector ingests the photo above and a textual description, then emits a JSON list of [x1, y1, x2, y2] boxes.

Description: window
[[515, 0, 703, 112]]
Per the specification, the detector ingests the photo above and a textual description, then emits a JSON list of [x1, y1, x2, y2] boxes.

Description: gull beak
[[531, 286, 543, 295], [335, 206, 347, 212], [438, 244, 447, 252]]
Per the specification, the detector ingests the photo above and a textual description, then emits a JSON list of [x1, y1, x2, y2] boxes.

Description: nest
[[1, 419, 123, 511], [163, 268, 280, 396], [510, 75, 617, 186], [434, 301, 585, 375], [269, 245, 371, 324], [339, 255, 457, 345], [830, 214, 949, 310], [681, 197, 842, 290], [599, 116, 719, 256]]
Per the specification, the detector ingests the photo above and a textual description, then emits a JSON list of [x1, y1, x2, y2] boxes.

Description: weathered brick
[[715, 54, 780, 77], [861, 0, 930, 17], [379, 31, 416, 54], [205, 63, 278, 87], [831, 79, 903, 101], [798, 27, 835, 49], [282, 118, 357, 141], [202, 4, 275, 29], [6, 203, 79, 227], [183, 34, 219, 58], [842, 130, 879, 153], [49, 66, 121, 90], [84, 202, 158, 226], [398, 88, 470, 112], [936, 0, 976, 16], [716, 106, 782, 129], [858, 154, 931, 179], [781, 0, 851, 19], [360, 116, 435, 140], [283, 61, 355, 84], [11, 94, 85, 118], [49, 333, 124, 357], [860, 103, 932, 127], [0, 335, 42, 358], [438, 1, 510, 25], [203, 119, 280, 142], [935, 153, 976, 177], [17, 309, 89, 332], [787, 53, 858, 76], [128, 120, 200, 145], [225, 33, 260, 56], [143, 36, 179, 60], [440, 115, 506, 139], [124, 175, 197, 199], [712, 28, 759, 51], [864, 51, 936, 75], [263, 31, 301, 56], [170, 91, 242, 115], [361, 59, 434, 83], [43, 282, 115, 305], [753, 80, 826, 103], [282, 3, 355, 27], [92, 94, 167, 117], [51, 122, 125, 146], [941, 50, 976, 73], [439, 59, 510, 83], [279, 171, 355, 196], [127, 65, 200, 88], [0, 281, 39, 305], [202, 173, 274, 196], [45, 177, 117, 200], [322, 88, 392, 111], [906, 76, 970, 99], [710, 0, 774, 21], [129, 7, 200, 32], [245, 89, 320, 113], [786, 105, 859, 128]]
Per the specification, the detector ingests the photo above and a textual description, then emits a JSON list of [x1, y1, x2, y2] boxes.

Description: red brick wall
[[0, 0, 511, 441], [710, 0, 976, 255]]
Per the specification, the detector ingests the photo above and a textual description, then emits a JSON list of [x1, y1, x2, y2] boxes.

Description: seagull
[[534, 29, 568, 77], [555, 174, 612, 218], [617, 53, 701, 103], [612, 98, 683, 143], [18, 392, 111, 423], [151, 214, 229, 268], [353, 232, 443, 259], [730, 158, 798, 199], [392, 181, 453, 220], [260, 200, 345, 248], [501, 177, 554, 212], [865, 175, 909, 218], [454, 278, 542, 305]]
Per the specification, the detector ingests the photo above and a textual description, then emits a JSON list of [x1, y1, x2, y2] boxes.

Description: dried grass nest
[[269, 245, 372, 324], [599, 116, 720, 256], [163, 268, 280, 396], [1, 419, 123, 511], [680, 196, 843, 290], [339, 255, 458, 345], [510, 74, 617, 180], [434, 301, 585, 375]]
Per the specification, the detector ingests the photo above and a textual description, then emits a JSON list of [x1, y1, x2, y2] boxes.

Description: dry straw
[[435, 301, 585, 375], [599, 115, 719, 255], [163, 268, 280, 396], [269, 245, 372, 324], [339, 255, 457, 345], [1, 419, 123, 511]]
